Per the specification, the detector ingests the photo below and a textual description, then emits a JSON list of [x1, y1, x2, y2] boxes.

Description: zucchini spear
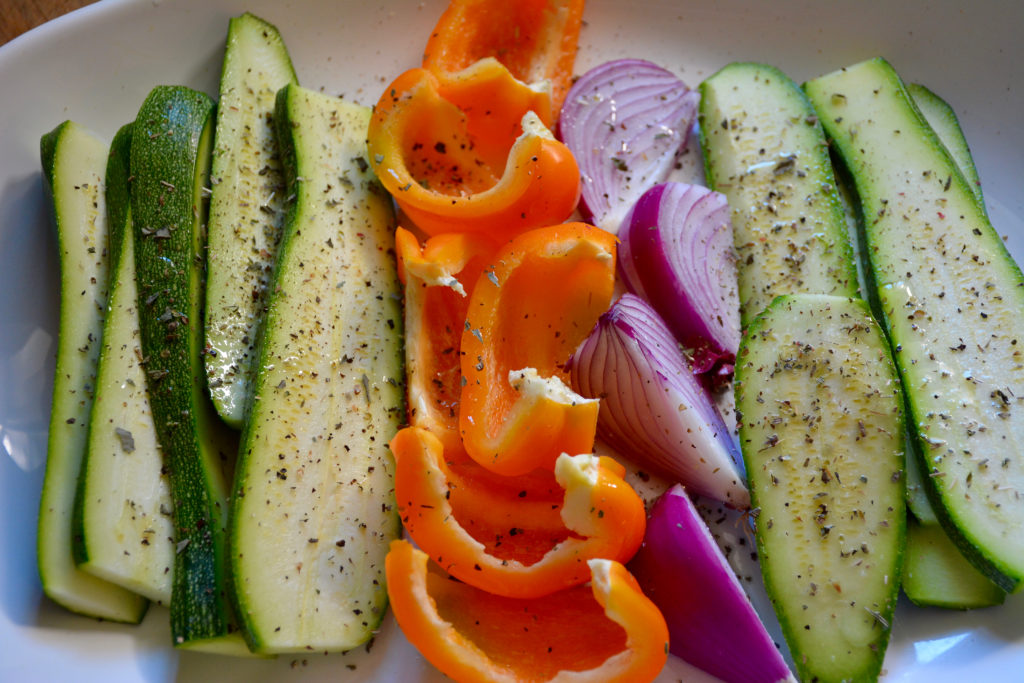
[[698, 62, 858, 325], [806, 57, 1024, 593], [131, 86, 245, 652], [38, 120, 148, 623], [230, 85, 403, 654], [205, 12, 298, 428], [72, 122, 174, 605], [736, 294, 905, 682]]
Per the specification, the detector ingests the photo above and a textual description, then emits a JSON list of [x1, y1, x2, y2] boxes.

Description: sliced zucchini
[[885, 84, 966, 525], [205, 12, 298, 428], [698, 62, 858, 325], [72, 122, 174, 605], [898, 83, 1004, 608], [230, 84, 403, 653], [806, 57, 1024, 592], [903, 519, 1004, 609], [37, 121, 148, 622], [131, 86, 245, 651], [903, 446, 938, 525], [907, 83, 985, 210], [735, 294, 905, 683]]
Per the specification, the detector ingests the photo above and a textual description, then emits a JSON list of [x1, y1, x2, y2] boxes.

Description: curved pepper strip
[[430, 440, 569, 569], [445, 455, 567, 558], [391, 426, 645, 599], [459, 223, 615, 477], [422, 0, 585, 116], [386, 539, 669, 683], [367, 65, 580, 242], [396, 227, 498, 453]]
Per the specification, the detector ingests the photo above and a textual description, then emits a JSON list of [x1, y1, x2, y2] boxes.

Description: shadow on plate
[[0, 170, 56, 628]]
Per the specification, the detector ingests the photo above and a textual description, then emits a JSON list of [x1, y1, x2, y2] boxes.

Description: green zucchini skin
[[698, 62, 859, 325], [131, 86, 244, 649], [736, 294, 905, 683], [37, 120, 148, 623], [205, 12, 298, 428], [229, 84, 403, 654], [104, 122, 134, 271], [72, 122, 175, 604], [806, 57, 1024, 593]]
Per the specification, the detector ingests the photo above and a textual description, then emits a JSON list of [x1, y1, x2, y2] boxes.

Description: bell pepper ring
[[422, 0, 585, 116], [385, 539, 669, 683], [459, 223, 616, 477], [391, 427, 647, 599], [368, 65, 581, 243], [396, 227, 498, 453]]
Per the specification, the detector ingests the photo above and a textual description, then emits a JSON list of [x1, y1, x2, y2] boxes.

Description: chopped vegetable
[[38, 120, 148, 623], [367, 63, 580, 242], [385, 538, 668, 683], [422, 0, 585, 118], [735, 294, 905, 682], [698, 62, 858, 325], [558, 58, 699, 233], [392, 427, 646, 599], [569, 293, 748, 507], [898, 81, 1006, 609], [630, 485, 795, 683], [444, 443, 567, 547], [204, 12, 298, 428], [907, 82, 986, 210], [74, 122, 173, 606], [396, 227, 497, 453], [619, 181, 740, 376], [903, 519, 1005, 609], [459, 223, 615, 476], [805, 57, 1024, 593], [131, 86, 246, 651], [228, 87, 403, 653]]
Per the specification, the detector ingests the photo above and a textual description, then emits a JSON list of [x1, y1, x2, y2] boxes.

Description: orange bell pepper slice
[[427, 437, 569, 569], [386, 539, 669, 683], [367, 64, 581, 242], [396, 227, 498, 453], [444, 455, 568, 564], [391, 427, 646, 599], [422, 0, 585, 116], [459, 223, 616, 476]]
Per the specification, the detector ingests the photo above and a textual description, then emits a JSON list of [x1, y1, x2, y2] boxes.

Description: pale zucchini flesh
[[903, 519, 1004, 609], [907, 83, 985, 210], [74, 122, 174, 604], [205, 12, 298, 428], [699, 62, 858, 325], [131, 86, 245, 651], [806, 57, 1024, 592], [230, 85, 403, 654], [736, 294, 904, 683], [37, 120, 148, 623]]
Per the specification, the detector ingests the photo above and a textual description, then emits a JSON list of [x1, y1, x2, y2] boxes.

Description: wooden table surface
[[1, 0, 99, 45]]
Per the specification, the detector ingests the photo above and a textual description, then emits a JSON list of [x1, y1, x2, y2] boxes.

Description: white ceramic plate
[[2, 1, 1022, 680]]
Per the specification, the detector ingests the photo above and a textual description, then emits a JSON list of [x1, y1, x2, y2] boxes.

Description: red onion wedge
[[630, 485, 795, 683], [558, 59, 699, 233], [567, 293, 748, 508], [619, 182, 740, 376]]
